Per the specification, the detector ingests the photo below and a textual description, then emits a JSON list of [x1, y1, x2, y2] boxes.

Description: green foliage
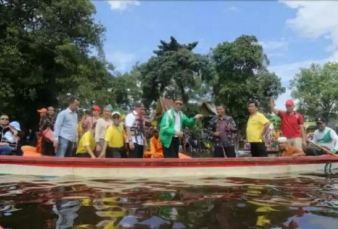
[[139, 36, 215, 107], [211, 35, 285, 130], [0, 0, 121, 123], [290, 62, 338, 122]]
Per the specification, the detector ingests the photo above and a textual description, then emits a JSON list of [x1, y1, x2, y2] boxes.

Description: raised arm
[[269, 97, 279, 115]]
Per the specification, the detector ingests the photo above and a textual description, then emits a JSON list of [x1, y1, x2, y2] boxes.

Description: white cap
[[112, 111, 121, 116], [278, 137, 287, 143]]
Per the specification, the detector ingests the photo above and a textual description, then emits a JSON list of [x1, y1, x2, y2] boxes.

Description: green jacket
[[160, 108, 196, 148]]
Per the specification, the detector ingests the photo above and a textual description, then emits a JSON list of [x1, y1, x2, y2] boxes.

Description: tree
[[0, 0, 116, 126], [139, 36, 214, 107], [211, 35, 285, 130], [290, 62, 338, 122]]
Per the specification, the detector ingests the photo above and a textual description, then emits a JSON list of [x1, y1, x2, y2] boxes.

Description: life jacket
[[1, 128, 19, 151]]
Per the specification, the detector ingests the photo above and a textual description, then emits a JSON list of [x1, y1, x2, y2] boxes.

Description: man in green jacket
[[160, 98, 203, 158]]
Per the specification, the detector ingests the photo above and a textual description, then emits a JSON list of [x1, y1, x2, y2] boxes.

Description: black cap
[[134, 101, 144, 108], [316, 117, 326, 123]]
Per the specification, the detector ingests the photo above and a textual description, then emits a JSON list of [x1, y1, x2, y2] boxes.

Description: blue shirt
[[54, 108, 78, 142]]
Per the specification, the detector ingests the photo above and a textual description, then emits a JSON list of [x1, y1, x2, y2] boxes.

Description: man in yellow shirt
[[75, 122, 96, 158], [246, 101, 270, 157], [100, 112, 125, 158]]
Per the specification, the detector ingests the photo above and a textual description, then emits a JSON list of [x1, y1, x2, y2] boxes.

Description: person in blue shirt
[[54, 97, 79, 157]]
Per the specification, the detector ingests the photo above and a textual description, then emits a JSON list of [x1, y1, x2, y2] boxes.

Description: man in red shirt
[[270, 98, 306, 150]]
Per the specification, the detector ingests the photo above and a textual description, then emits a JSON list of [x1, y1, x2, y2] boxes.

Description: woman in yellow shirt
[[76, 122, 96, 158], [100, 112, 125, 158]]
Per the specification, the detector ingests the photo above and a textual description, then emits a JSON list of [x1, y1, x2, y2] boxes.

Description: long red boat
[[0, 155, 337, 178]]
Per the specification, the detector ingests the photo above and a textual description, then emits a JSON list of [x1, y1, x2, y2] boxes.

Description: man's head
[[47, 106, 55, 116], [134, 102, 145, 116], [103, 104, 113, 118], [316, 117, 326, 131], [112, 112, 121, 125], [68, 96, 80, 112], [248, 100, 258, 114], [92, 105, 101, 117], [0, 114, 9, 126], [285, 100, 295, 113], [216, 104, 226, 116], [153, 127, 159, 138], [278, 137, 288, 150], [174, 98, 183, 112], [37, 108, 47, 118]]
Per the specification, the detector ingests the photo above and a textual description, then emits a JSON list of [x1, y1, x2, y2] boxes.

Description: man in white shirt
[[125, 102, 146, 158], [312, 117, 338, 153]]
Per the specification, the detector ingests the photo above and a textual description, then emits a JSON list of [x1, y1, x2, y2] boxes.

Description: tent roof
[[200, 101, 216, 115]]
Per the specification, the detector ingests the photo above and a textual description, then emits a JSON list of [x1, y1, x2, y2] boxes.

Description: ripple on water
[[0, 173, 337, 228]]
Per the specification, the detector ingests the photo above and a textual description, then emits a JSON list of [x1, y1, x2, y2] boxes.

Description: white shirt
[[312, 127, 338, 151], [174, 112, 181, 135], [125, 111, 143, 145], [4, 131, 16, 143]]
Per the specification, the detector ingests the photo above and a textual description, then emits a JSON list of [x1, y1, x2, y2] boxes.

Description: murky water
[[0, 173, 337, 229]]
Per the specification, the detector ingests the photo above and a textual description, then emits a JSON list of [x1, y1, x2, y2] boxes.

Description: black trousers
[[42, 137, 55, 156], [250, 142, 267, 157], [214, 145, 236, 158], [163, 137, 180, 158], [106, 147, 125, 158], [129, 143, 144, 158]]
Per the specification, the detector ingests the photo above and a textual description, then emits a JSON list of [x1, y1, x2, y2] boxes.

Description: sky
[[91, 0, 338, 109]]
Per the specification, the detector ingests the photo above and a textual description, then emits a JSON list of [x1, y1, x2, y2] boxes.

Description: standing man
[[270, 98, 306, 150], [160, 97, 203, 158], [83, 105, 101, 132], [311, 117, 338, 153], [209, 104, 237, 158], [246, 100, 270, 157], [125, 102, 146, 158], [54, 97, 79, 157], [95, 104, 113, 154]]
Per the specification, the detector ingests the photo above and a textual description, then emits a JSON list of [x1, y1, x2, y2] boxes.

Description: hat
[[316, 117, 326, 123], [104, 104, 113, 111], [134, 102, 144, 108], [92, 105, 101, 111], [277, 137, 287, 143], [112, 111, 121, 117], [37, 108, 47, 113], [9, 121, 21, 131], [285, 100, 294, 106]]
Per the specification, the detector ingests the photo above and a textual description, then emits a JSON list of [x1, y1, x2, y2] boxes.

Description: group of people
[[1, 95, 337, 158]]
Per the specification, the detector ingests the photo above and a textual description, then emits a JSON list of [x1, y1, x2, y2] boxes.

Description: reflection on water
[[0, 173, 337, 229]]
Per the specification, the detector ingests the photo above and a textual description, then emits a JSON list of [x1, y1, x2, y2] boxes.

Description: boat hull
[[0, 156, 337, 178]]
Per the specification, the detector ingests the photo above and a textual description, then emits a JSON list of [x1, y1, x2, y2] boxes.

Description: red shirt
[[278, 111, 304, 138]]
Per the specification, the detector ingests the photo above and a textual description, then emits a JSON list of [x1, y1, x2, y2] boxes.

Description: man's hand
[[227, 125, 233, 131], [177, 131, 184, 138], [53, 141, 58, 148], [129, 141, 135, 150], [194, 114, 203, 119], [214, 131, 220, 137], [99, 152, 105, 158]]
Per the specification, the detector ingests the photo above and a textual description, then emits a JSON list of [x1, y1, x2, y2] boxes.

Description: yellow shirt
[[105, 124, 124, 148], [77, 131, 95, 154], [246, 112, 269, 143]]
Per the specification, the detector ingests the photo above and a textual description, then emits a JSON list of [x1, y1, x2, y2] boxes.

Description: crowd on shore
[[0, 96, 338, 158]]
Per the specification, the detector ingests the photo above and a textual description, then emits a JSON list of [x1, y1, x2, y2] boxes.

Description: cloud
[[224, 6, 239, 12], [280, 0, 338, 59], [107, 0, 140, 11], [107, 51, 137, 72], [268, 58, 328, 82], [260, 40, 288, 52]]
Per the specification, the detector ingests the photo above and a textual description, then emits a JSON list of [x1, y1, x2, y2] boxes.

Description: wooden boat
[[0, 155, 337, 178]]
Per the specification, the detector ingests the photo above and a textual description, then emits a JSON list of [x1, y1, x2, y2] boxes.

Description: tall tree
[[139, 36, 214, 107], [290, 62, 338, 122], [0, 0, 115, 123], [211, 35, 285, 129]]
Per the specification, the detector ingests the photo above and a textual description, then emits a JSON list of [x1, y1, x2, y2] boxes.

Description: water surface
[[0, 173, 337, 229]]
